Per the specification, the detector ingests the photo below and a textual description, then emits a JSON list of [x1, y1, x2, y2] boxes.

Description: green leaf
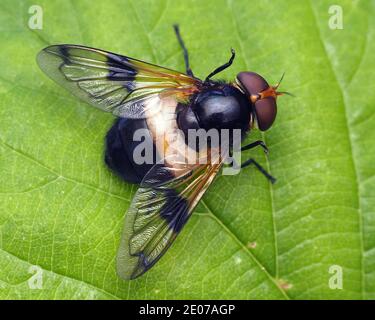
[[0, 0, 374, 299]]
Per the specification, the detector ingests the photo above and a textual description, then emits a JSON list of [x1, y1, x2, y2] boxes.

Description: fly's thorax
[[177, 84, 251, 150], [192, 84, 251, 133]]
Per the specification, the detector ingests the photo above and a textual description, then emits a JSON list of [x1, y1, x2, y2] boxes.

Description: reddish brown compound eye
[[236, 71, 278, 131], [237, 72, 269, 96], [254, 97, 277, 131]]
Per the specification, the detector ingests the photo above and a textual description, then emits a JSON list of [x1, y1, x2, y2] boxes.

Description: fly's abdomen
[[105, 96, 205, 184], [105, 118, 158, 184]]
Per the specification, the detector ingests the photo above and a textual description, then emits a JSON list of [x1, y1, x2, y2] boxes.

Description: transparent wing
[[37, 44, 200, 118], [116, 151, 226, 280]]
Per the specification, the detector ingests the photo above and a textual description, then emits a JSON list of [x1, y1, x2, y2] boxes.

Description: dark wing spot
[[159, 188, 189, 233], [59, 45, 71, 65], [106, 53, 137, 91], [138, 252, 150, 269]]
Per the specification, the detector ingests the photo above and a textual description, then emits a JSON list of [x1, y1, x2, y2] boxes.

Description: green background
[[0, 0, 374, 299]]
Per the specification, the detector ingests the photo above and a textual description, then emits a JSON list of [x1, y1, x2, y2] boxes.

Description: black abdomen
[[105, 118, 157, 184]]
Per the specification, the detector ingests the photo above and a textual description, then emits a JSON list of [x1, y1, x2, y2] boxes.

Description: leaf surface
[[0, 0, 374, 299]]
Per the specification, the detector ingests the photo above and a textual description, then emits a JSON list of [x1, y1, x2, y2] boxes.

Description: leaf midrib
[[130, 0, 289, 298], [227, 0, 280, 280]]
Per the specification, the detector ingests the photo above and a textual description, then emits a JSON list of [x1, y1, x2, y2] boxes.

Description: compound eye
[[254, 97, 277, 131], [237, 72, 269, 96]]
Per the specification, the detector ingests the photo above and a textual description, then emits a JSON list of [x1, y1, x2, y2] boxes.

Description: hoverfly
[[37, 25, 289, 280]]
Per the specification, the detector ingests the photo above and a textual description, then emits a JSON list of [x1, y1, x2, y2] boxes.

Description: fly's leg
[[240, 158, 276, 184], [241, 140, 269, 153], [229, 140, 276, 183], [173, 24, 194, 77], [205, 49, 236, 82]]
